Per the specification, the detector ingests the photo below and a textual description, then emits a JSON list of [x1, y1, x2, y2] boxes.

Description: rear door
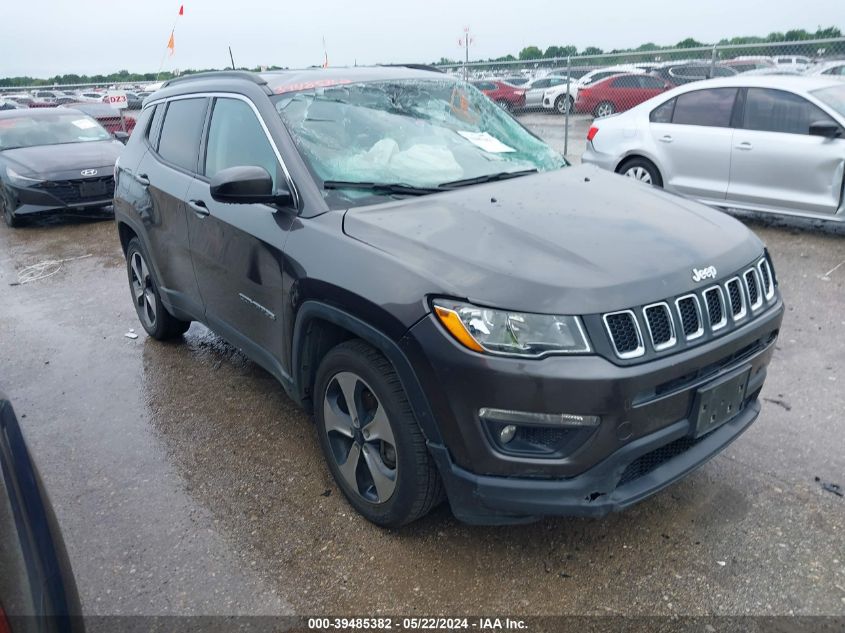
[[648, 87, 738, 200], [524, 79, 549, 108], [185, 95, 295, 374], [727, 87, 845, 215], [132, 97, 207, 317]]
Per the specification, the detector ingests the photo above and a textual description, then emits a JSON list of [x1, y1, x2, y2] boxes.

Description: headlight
[[433, 300, 591, 357], [6, 167, 43, 187]]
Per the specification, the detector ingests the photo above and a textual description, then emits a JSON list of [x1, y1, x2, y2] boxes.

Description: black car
[[0, 108, 122, 227], [113, 68, 783, 527], [0, 392, 84, 632], [650, 62, 738, 87]]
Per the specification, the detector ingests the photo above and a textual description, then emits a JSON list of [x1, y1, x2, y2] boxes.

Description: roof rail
[[378, 64, 445, 74], [161, 70, 267, 88]]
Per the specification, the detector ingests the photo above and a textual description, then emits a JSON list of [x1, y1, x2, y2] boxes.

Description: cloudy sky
[[1, 0, 841, 77]]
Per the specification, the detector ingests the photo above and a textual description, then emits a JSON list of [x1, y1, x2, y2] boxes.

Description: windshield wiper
[[439, 169, 538, 189], [322, 180, 444, 196]]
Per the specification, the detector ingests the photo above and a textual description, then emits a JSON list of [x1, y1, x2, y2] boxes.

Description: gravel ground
[[0, 115, 843, 619]]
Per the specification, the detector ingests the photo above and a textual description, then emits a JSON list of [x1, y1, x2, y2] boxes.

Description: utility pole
[[458, 26, 473, 80]]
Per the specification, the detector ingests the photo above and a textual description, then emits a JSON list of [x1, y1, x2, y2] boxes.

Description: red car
[[575, 74, 669, 118], [59, 103, 136, 137], [471, 80, 526, 112]]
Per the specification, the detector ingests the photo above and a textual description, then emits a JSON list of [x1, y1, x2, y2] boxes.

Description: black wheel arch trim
[[291, 301, 443, 444]]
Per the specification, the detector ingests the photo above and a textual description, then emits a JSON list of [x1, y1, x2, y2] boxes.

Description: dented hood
[[343, 166, 764, 315]]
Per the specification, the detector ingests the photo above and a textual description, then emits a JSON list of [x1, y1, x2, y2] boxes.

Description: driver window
[[204, 98, 281, 187]]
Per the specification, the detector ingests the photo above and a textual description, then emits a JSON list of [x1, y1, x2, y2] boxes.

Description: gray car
[[582, 76, 845, 221]]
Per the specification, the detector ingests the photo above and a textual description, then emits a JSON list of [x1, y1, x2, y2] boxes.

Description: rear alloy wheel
[[315, 340, 443, 527], [618, 157, 663, 187], [554, 94, 574, 115], [594, 101, 616, 118], [125, 237, 190, 340]]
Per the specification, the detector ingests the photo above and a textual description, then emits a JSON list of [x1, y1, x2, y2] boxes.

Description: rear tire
[[314, 339, 443, 527], [125, 237, 190, 340], [496, 100, 513, 113], [617, 157, 663, 187], [594, 101, 616, 118]]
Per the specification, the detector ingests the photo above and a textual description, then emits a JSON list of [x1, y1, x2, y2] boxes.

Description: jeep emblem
[[692, 266, 717, 282]]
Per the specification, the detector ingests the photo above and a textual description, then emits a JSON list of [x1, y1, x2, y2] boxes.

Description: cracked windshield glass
[[273, 79, 566, 206]]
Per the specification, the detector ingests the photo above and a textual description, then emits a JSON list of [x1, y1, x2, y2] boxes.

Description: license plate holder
[[691, 367, 751, 438], [79, 180, 107, 198]]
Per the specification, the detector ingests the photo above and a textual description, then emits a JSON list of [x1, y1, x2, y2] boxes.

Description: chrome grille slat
[[642, 302, 676, 351], [703, 286, 727, 332], [603, 310, 645, 359], [757, 258, 774, 301], [744, 268, 763, 311]]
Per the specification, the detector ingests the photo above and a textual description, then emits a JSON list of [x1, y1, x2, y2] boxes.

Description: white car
[[805, 60, 845, 78], [522, 76, 570, 110], [578, 65, 646, 87], [773, 55, 814, 71], [582, 75, 845, 222]]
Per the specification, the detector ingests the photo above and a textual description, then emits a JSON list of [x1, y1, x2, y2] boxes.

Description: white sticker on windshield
[[457, 131, 516, 153], [72, 118, 97, 130]]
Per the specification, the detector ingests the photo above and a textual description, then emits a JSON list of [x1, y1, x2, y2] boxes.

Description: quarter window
[[743, 88, 836, 135], [650, 98, 675, 123], [157, 98, 207, 172], [671, 88, 737, 127], [204, 98, 280, 186]]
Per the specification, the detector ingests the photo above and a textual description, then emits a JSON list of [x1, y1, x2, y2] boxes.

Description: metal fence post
[[710, 44, 718, 77], [564, 55, 571, 157]]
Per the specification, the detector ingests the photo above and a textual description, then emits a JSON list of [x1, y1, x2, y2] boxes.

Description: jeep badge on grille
[[692, 266, 717, 282]]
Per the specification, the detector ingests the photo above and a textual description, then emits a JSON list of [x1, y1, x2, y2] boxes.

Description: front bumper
[[5, 179, 114, 216], [402, 299, 783, 523]]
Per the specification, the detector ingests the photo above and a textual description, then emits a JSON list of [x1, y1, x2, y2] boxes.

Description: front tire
[[314, 340, 443, 527], [2, 196, 18, 228], [125, 237, 190, 340], [554, 94, 573, 115], [594, 101, 616, 118]]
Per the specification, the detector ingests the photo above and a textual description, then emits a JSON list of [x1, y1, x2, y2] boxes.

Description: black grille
[[644, 305, 672, 347], [519, 427, 575, 446], [677, 297, 700, 337], [745, 270, 759, 306], [759, 262, 772, 296], [605, 312, 640, 355], [727, 279, 743, 316], [618, 435, 704, 487], [37, 176, 114, 205], [704, 289, 723, 326]]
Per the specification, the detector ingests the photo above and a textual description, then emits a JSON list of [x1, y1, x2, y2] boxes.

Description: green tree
[[518, 46, 543, 60]]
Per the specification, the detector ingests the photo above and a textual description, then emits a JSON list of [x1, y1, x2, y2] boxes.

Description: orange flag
[[178, 5, 184, 15], [167, 31, 175, 55]]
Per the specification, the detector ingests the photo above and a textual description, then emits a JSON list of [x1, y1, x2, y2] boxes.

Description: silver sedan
[[582, 76, 845, 222]]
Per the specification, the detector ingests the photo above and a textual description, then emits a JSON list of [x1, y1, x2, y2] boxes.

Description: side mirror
[[113, 131, 130, 144], [209, 165, 293, 206], [809, 120, 842, 139]]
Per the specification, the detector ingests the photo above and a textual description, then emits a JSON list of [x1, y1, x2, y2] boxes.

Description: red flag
[[178, 5, 184, 15], [167, 32, 175, 55]]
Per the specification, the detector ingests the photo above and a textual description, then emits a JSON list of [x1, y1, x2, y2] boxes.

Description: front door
[[185, 96, 295, 378], [727, 88, 845, 215]]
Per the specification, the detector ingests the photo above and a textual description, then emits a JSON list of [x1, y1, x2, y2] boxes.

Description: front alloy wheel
[[595, 101, 616, 118], [323, 371, 398, 504], [555, 95, 573, 115]]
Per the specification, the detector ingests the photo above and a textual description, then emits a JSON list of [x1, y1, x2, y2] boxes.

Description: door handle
[[134, 172, 150, 186], [735, 142, 753, 151], [659, 135, 673, 143], [188, 199, 210, 217]]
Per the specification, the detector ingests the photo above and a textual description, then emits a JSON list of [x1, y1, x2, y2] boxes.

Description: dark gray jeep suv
[[113, 67, 784, 526]]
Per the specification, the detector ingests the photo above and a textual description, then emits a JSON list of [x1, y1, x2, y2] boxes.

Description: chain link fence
[[436, 37, 845, 157], [1, 37, 843, 149]]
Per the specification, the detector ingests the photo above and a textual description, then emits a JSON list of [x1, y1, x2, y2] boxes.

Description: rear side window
[[743, 88, 836, 135], [650, 98, 675, 123], [611, 76, 640, 88], [157, 98, 207, 172], [672, 88, 737, 127], [204, 98, 280, 186], [639, 76, 666, 89]]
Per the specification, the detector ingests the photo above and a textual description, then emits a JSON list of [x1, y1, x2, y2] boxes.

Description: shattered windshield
[[273, 78, 566, 205]]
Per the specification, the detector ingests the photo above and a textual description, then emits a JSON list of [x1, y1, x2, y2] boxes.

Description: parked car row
[[0, 88, 147, 110]]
